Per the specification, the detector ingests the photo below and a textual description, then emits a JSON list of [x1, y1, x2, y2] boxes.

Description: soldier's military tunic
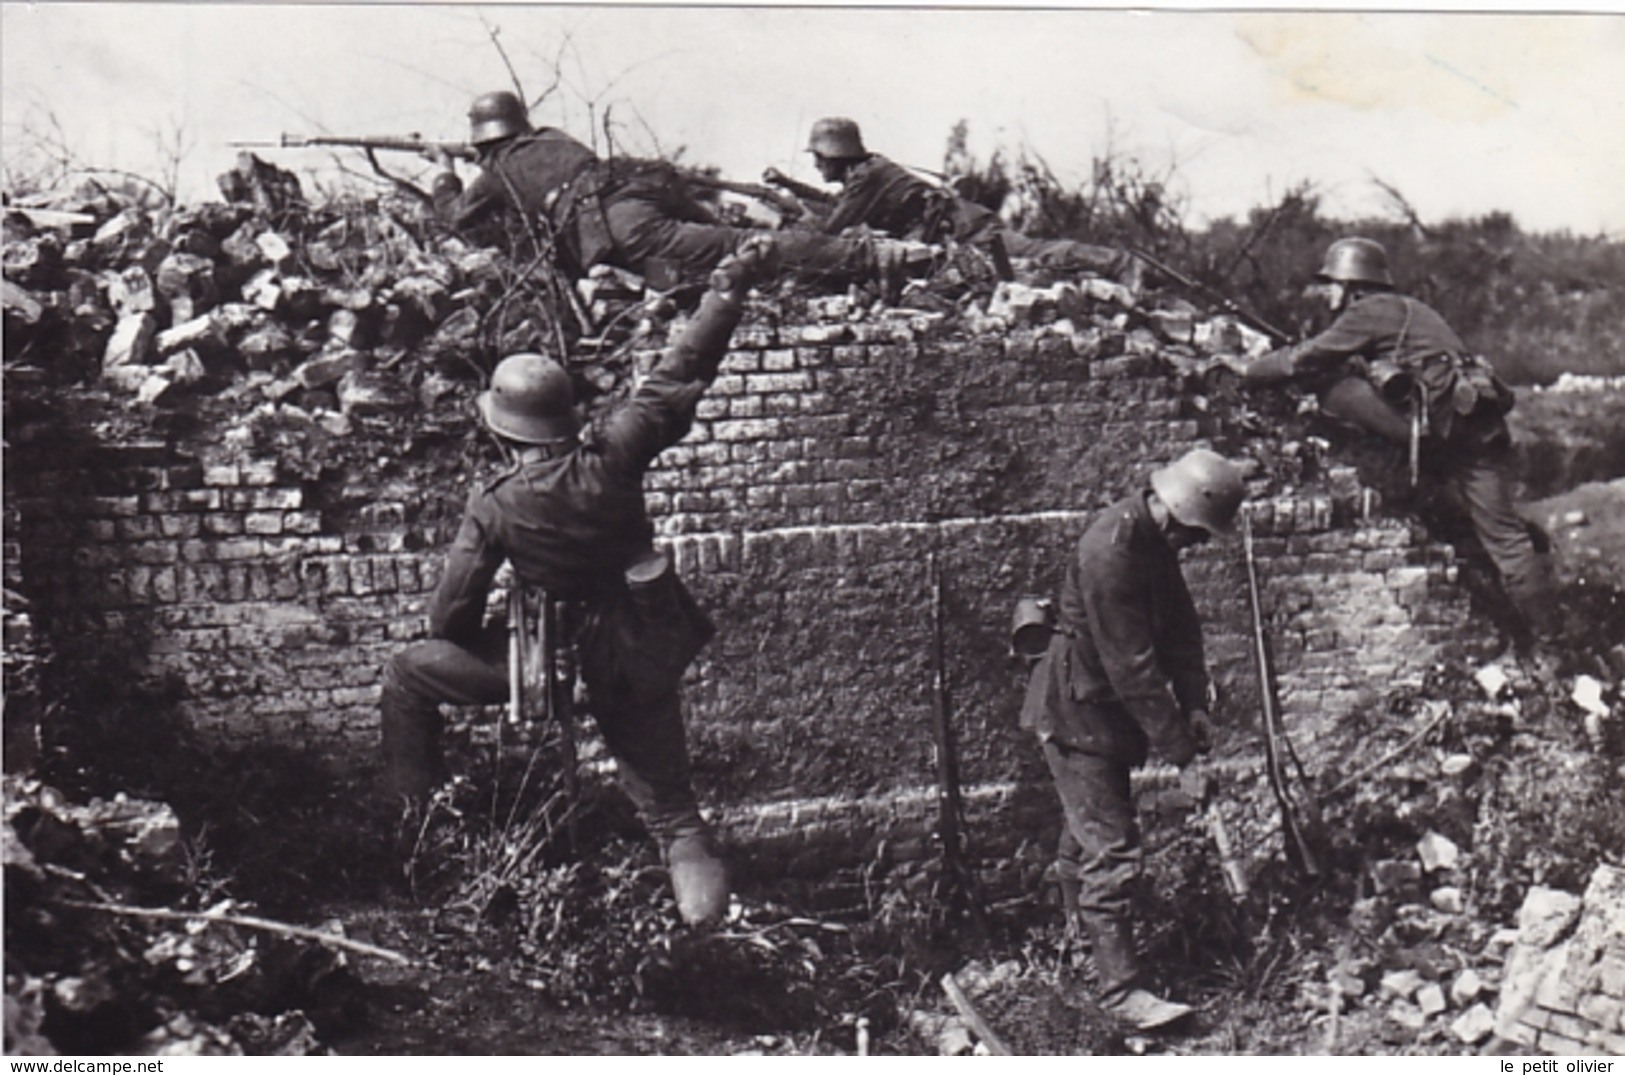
[[819, 152, 1133, 280], [433, 128, 877, 288], [380, 286, 745, 839], [1020, 492, 1208, 928]]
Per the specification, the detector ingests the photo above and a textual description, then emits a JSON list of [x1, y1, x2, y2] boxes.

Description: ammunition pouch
[[577, 549, 715, 701], [1414, 353, 1516, 443]]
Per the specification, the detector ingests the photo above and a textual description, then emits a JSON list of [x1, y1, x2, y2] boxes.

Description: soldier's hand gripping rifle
[[679, 173, 809, 223], [761, 167, 836, 219], [1241, 512, 1323, 878], [508, 587, 579, 846]]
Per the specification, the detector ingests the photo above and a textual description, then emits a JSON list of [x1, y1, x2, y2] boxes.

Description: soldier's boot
[[1042, 862, 1086, 946], [666, 829, 729, 928], [1085, 915, 1193, 1031], [379, 688, 448, 805]]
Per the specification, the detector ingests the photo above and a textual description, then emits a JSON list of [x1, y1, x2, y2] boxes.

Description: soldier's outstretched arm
[[655, 237, 780, 386], [1239, 301, 1387, 385], [597, 237, 778, 472]]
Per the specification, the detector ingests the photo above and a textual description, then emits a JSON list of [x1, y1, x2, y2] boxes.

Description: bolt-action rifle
[[1241, 512, 1322, 878], [927, 550, 987, 934], [231, 133, 481, 162], [1130, 247, 1293, 346], [678, 173, 809, 222], [761, 167, 836, 210]]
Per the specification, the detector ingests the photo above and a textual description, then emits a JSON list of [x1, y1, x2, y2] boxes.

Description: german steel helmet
[[467, 91, 530, 146], [806, 117, 867, 160], [477, 353, 579, 444], [1315, 237, 1393, 287], [1150, 449, 1246, 535]]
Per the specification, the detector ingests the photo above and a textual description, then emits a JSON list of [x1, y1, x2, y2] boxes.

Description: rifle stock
[[681, 173, 806, 221], [509, 586, 580, 848]]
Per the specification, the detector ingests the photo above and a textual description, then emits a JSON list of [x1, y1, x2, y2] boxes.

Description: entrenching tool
[[1204, 794, 1251, 901], [1241, 513, 1324, 879], [508, 586, 579, 847]]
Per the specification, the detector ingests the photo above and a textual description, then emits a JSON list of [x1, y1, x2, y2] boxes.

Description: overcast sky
[[3, 3, 1623, 236]]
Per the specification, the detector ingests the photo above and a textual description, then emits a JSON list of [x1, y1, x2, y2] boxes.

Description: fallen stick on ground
[[941, 972, 1013, 1056], [57, 898, 415, 966], [1320, 700, 1452, 801]]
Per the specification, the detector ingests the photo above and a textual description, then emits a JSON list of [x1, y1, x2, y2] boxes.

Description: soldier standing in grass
[[795, 116, 1151, 289], [1021, 448, 1245, 1031], [428, 91, 900, 292], [377, 239, 778, 928], [1228, 237, 1561, 665]]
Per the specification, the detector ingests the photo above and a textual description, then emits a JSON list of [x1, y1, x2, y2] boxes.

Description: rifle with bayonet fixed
[[1130, 247, 1293, 346]]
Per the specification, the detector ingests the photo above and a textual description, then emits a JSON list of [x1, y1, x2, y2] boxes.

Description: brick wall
[[5, 316, 1473, 858]]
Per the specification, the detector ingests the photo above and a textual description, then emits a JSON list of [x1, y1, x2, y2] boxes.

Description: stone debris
[[1431, 886, 1466, 915], [1381, 968, 1424, 1000], [1440, 754, 1475, 776], [1416, 831, 1462, 873], [3, 153, 1278, 445], [1452, 969, 1486, 1007], [1452, 1003, 1497, 1045], [1417, 983, 1448, 1017], [1475, 664, 1510, 700], [1495, 864, 1625, 1054]]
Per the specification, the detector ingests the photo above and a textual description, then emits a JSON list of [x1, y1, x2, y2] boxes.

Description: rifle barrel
[[1132, 248, 1291, 345]]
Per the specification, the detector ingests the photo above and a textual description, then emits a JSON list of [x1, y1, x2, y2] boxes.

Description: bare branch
[[1371, 173, 1431, 240], [522, 34, 571, 113], [478, 13, 526, 104]]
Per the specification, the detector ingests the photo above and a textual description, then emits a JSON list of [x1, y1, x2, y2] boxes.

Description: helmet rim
[[1149, 449, 1245, 535]]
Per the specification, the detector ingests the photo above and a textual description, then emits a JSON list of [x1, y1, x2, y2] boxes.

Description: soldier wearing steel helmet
[[1231, 237, 1560, 658], [430, 92, 897, 291], [800, 116, 1151, 288], [377, 240, 779, 927], [1019, 448, 1245, 1031]]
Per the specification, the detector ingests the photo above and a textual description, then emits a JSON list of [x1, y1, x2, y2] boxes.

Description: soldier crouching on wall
[[1225, 237, 1562, 670], [377, 237, 779, 927], [1021, 448, 1246, 1031]]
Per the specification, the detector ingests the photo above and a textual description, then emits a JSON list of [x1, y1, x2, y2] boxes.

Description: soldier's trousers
[[1317, 378, 1559, 644], [1432, 438, 1562, 642], [1043, 739, 1144, 998], [599, 196, 877, 287], [988, 229, 1133, 281], [379, 633, 705, 844], [1042, 739, 1139, 924]]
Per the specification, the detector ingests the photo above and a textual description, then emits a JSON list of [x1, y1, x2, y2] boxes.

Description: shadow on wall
[[2, 380, 189, 798]]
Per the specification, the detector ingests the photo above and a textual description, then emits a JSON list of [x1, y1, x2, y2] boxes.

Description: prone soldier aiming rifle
[[233, 132, 813, 223]]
